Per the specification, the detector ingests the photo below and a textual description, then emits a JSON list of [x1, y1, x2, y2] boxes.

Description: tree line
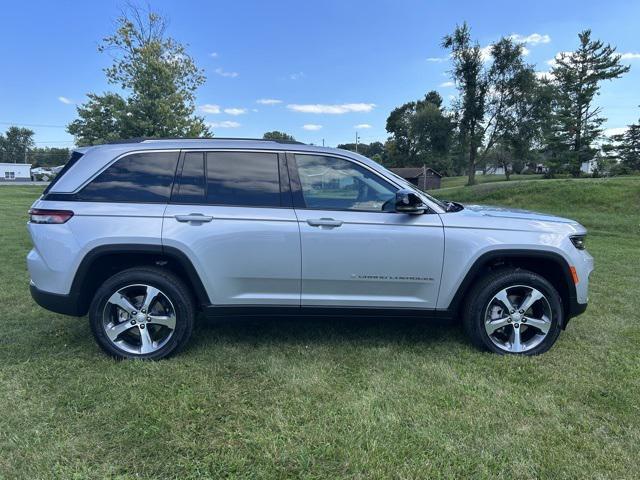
[[5, 8, 639, 183], [0, 126, 69, 167], [339, 24, 637, 184]]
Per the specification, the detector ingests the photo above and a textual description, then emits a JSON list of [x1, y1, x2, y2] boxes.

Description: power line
[[0, 121, 67, 128]]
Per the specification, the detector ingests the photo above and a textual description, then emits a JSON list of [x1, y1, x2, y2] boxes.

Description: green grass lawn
[[439, 173, 544, 189], [1, 179, 639, 479]]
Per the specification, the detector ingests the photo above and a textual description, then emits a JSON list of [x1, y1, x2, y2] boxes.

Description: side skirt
[[203, 305, 455, 320]]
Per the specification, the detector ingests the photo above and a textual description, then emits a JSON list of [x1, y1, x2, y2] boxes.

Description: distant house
[[390, 165, 442, 190], [0, 163, 32, 182], [580, 158, 598, 174], [476, 165, 506, 175]]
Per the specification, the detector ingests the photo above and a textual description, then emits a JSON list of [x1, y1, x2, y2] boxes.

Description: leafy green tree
[[0, 126, 35, 163], [549, 30, 630, 177], [337, 141, 385, 160], [385, 101, 419, 164], [442, 23, 487, 185], [262, 131, 296, 142], [29, 147, 71, 167], [605, 118, 640, 172], [68, 93, 128, 145], [68, 4, 210, 145], [481, 38, 545, 179], [384, 91, 454, 171]]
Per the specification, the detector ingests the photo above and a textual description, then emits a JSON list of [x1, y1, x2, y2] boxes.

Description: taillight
[[28, 208, 74, 224]]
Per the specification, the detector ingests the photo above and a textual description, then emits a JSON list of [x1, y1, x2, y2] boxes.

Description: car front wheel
[[89, 267, 195, 360], [463, 269, 563, 355]]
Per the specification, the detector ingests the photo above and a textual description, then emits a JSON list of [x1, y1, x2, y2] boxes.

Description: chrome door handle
[[175, 214, 213, 223], [307, 218, 343, 228]]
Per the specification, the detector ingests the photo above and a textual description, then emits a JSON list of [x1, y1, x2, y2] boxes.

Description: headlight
[[570, 235, 586, 250]]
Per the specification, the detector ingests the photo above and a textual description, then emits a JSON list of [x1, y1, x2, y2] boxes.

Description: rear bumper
[[30, 282, 83, 316], [569, 300, 588, 318]]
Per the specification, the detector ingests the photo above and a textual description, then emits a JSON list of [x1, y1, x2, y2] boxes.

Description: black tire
[[89, 267, 195, 360], [462, 268, 563, 355]]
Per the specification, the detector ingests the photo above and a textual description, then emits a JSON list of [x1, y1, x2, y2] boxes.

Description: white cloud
[[547, 52, 572, 68], [620, 52, 640, 60], [522, 46, 531, 56], [289, 72, 305, 80], [535, 71, 554, 80], [354, 124, 372, 129], [210, 52, 219, 58], [58, 96, 74, 104], [439, 81, 455, 87], [426, 56, 448, 62], [199, 104, 221, 114], [509, 33, 551, 45], [303, 124, 322, 131], [224, 108, 247, 115], [287, 103, 376, 114], [604, 127, 628, 137], [256, 98, 282, 105], [480, 45, 493, 62], [207, 120, 241, 128], [215, 67, 239, 78]]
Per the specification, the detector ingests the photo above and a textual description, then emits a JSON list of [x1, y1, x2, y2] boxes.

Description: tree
[[442, 22, 487, 185], [605, 118, 640, 172], [386, 101, 419, 165], [0, 126, 35, 163], [337, 141, 385, 160], [68, 4, 210, 145], [478, 38, 550, 180], [384, 91, 454, 171], [29, 147, 71, 167], [263, 131, 296, 142], [549, 30, 630, 177]]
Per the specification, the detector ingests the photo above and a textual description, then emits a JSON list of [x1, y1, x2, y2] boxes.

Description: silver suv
[[27, 139, 593, 359]]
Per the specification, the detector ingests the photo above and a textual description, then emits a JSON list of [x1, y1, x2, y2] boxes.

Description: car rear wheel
[[89, 267, 195, 360], [463, 269, 563, 355]]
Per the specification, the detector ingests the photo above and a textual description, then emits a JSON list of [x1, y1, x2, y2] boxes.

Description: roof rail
[[107, 137, 305, 145]]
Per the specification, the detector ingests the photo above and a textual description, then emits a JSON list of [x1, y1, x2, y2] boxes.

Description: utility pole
[[355, 131, 360, 153], [322, 138, 325, 147]]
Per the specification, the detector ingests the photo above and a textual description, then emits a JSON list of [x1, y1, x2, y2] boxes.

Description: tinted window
[[173, 152, 205, 203], [43, 150, 84, 195], [78, 152, 178, 202], [295, 154, 396, 211], [206, 151, 280, 207]]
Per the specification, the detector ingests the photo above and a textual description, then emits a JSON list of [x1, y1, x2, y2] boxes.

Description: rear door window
[[78, 151, 179, 202], [205, 151, 281, 207], [172, 152, 206, 203]]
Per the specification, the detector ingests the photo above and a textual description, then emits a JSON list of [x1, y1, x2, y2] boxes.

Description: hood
[[463, 204, 578, 224], [440, 203, 587, 236]]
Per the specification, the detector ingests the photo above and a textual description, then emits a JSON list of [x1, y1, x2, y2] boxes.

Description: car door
[[289, 153, 444, 309], [162, 149, 301, 306]]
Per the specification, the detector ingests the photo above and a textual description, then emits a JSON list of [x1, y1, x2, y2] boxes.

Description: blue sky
[[1, 0, 639, 148]]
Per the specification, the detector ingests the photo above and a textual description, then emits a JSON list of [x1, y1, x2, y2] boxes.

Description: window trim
[[288, 152, 409, 214]]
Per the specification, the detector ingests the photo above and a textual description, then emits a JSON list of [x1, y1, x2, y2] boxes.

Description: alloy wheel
[[483, 284, 553, 353], [102, 284, 177, 355]]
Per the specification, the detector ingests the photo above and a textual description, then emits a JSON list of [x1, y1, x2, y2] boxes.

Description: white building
[[0, 163, 32, 182]]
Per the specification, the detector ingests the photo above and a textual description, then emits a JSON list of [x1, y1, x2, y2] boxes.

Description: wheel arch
[[70, 244, 210, 316], [448, 249, 578, 327]]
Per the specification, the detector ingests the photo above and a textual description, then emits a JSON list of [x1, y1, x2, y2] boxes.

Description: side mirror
[[395, 189, 427, 214]]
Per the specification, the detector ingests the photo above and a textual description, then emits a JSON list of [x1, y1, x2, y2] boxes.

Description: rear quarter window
[[77, 151, 179, 203]]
